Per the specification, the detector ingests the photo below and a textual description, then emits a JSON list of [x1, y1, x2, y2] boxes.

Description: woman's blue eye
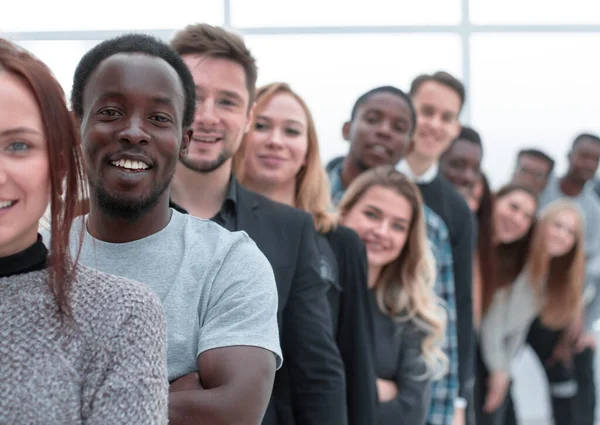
[[7, 141, 29, 152]]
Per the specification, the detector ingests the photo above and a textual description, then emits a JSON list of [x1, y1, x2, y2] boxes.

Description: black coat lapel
[[235, 183, 263, 244]]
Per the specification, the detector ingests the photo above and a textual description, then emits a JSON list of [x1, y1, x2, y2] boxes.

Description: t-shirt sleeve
[[197, 233, 283, 368]]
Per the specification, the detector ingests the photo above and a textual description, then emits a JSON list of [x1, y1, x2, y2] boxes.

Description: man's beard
[[179, 148, 232, 174], [88, 176, 171, 222]]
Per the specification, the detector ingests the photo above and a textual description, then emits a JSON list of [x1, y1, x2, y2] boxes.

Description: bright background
[[3, 3, 600, 422], [4, 0, 600, 189]]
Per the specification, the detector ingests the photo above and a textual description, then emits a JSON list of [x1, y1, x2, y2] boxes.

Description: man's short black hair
[[349, 86, 416, 134], [572, 132, 600, 148], [517, 148, 555, 173], [71, 33, 196, 127], [451, 125, 483, 155], [457, 126, 482, 145]]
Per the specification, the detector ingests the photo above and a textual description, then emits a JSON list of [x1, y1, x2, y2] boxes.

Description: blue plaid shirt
[[327, 161, 459, 425], [422, 206, 459, 425]]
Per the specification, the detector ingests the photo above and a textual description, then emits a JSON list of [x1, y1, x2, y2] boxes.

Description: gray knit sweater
[[0, 266, 169, 424]]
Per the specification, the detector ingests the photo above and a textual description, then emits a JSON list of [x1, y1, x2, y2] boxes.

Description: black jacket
[[319, 226, 378, 425], [231, 183, 348, 425]]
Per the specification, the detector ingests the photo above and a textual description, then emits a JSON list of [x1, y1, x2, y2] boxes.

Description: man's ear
[[342, 121, 351, 142], [244, 101, 256, 134], [180, 127, 193, 159]]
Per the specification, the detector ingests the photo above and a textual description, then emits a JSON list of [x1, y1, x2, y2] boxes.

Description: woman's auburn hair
[[0, 39, 85, 314]]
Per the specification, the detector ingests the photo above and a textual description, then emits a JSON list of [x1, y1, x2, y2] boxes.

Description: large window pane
[[1, 0, 223, 32], [470, 0, 600, 25], [246, 34, 462, 163], [232, 0, 461, 27], [470, 34, 600, 189], [12, 40, 101, 99]]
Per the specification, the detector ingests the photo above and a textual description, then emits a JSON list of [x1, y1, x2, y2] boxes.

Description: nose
[[266, 127, 284, 148], [464, 168, 478, 188], [118, 116, 151, 145], [195, 99, 219, 128], [517, 212, 530, 229], [375, 120, 393, 139], [373, 219, 390, 237], [428, 114, 443, 131]]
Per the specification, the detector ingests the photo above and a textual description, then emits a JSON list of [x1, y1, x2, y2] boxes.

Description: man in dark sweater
[[396, 72, 474, 425]]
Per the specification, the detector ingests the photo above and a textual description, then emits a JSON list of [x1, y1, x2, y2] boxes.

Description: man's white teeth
[[195, 136, 219, 143], [0, 201, 15, 209], [111, 159, 149, 170], [372, 145, 386, 154]]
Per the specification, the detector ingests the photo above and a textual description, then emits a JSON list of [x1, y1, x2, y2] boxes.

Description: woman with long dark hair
[[476, 185, 585, 425], [0, 39, 168, 424]]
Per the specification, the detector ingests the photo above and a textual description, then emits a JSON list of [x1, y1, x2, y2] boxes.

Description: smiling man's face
[[344, 91, 414, 170], [80, 53, 188, 219]]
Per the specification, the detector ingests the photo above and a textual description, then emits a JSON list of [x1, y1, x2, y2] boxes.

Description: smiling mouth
[[0, 200, 16, 209], [192, 136, 223, 144], [110, 159, 151, 171]]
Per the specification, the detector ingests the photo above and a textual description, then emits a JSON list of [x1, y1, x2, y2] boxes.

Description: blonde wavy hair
[[232, 82, 336, 234], [338, 166, 448, 378], [528, 200, 586, 329]]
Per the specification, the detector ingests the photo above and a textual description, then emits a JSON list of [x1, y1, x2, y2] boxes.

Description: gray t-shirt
[[46, 209, 282, 381]]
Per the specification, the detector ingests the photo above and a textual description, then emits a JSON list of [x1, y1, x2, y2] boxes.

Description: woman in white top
[[478, 198, 585, 425]]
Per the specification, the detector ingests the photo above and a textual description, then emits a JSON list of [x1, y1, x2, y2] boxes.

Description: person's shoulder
[[423, 205, 450, 238], [325, 155, 345, 173], [437, 174, 471, 216], [72, 265, 164, 324], [326, 224, 363, 251], [238, 185, 314, 227], [584, 185, 600, 213], [174, 209, 249, 244]]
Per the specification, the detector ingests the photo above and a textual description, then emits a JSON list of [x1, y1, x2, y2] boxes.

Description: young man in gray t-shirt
[[55, 34, 282, 425]]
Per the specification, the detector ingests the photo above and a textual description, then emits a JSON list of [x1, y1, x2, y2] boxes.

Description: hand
[[575, 333, 596, 353], [376, 378, 398, 403], [547, 336, 574, 368], [566, 313, 585, 345], [451, 406, 466, 425], [169, 372, 203, 392], [483, 371, 509, 413]]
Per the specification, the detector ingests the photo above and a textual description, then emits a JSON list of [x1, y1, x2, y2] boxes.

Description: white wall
[[3, 0, 600, 190]]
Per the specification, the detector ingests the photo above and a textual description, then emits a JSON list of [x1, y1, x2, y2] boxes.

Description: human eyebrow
[[0, 127, 42, 137]]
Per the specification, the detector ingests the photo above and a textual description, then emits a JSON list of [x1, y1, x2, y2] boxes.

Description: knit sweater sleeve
[[81, 272, 169, 425]]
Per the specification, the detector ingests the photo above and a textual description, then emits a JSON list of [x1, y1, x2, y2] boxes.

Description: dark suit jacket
[[322, 226, 378, 425], [418, 174, 475, 399], [234, 183, 348, 425]]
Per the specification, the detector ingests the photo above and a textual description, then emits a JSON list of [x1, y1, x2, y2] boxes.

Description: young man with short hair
[[169, 24, 348, 425], [62, 34, 282, 425], [397, 71, 475, 425]]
